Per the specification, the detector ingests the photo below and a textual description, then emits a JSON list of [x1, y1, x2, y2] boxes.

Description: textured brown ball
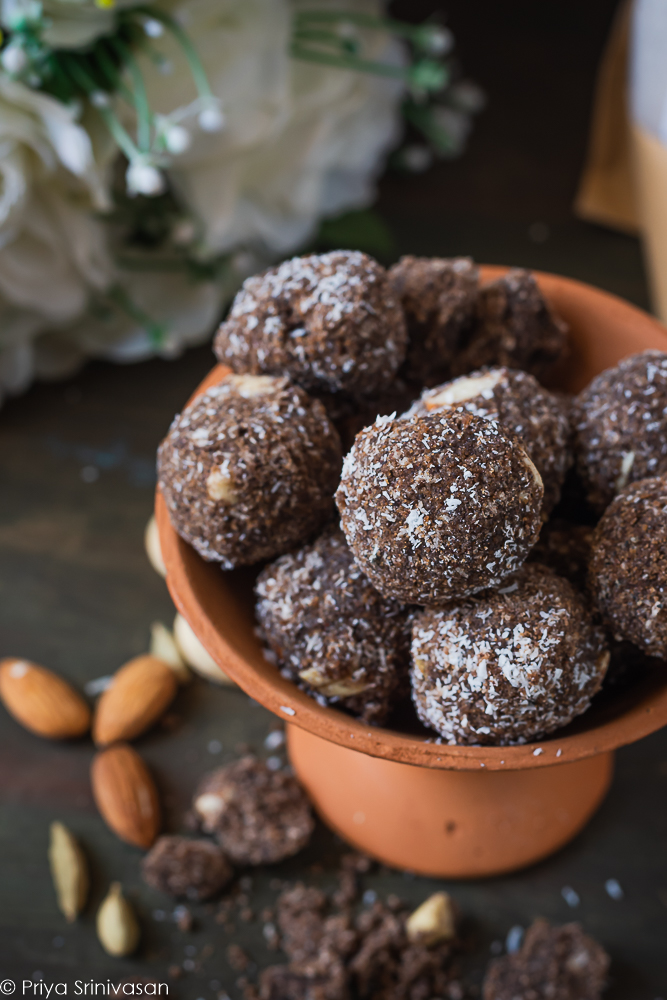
[[483, 919, 609, 1000], [332, 378, 419, 454], [528, 518, 594, 591], [411, 564, 609, 746], [573, 349, 667, 512], [214, 251, 407, 397], [588, 475, 667, 656], [388, 255, 478, 386], [192, 757, 314, 865], [336, 410, 544, 605], [408, 366, 571, 515], [141, 836, 232, 900], [157, 373, 342, 568], [255, 528, 410, 724], [452, 269, 568, 380]]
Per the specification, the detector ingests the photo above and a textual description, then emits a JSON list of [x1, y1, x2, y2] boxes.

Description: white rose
[[0, 0, 407, 396], [134, 0, 403, 255], [62, 260, 232, 366], [0, 77, 114, 403], [72, 0, 402, 369], [1, 0, 141, 50]]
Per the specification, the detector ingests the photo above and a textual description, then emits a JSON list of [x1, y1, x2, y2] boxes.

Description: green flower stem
[[290, 44, 407, 80], [403, 101, 456, 154], [108, 35, 152, 152], [108, 284, 166, 347], [294, 9, 433, 45], [292, 27, 359, 53], [116, 255, 189, 272], [43, 54, 78, 103], [95, 104, 142, 162], [126, 6, 213, 100], [294, 11, 387, 28], [60, 54, 141, 163], [96, 41, 136, 109], [292, 11, 449, 91]]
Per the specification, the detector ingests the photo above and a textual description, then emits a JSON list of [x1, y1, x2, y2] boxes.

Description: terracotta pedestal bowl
[[156, 267, 667, 879]]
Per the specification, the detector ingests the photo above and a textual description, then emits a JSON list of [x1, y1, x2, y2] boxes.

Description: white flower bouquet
[[0, 0, 481, 404]]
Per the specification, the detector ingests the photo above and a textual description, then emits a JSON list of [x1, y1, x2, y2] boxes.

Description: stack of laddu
[[158, 250, 667, 746]]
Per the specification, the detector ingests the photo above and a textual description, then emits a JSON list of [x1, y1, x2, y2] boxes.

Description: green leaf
[[314, 209, 395, 261], [409, 58, 449, 93]]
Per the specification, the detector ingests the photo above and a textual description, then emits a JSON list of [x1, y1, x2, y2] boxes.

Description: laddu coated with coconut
[[336, 410, 543, 605], [410, 564, 609, 746], [573, 349, 667, 512], [452, 269, 568, 380], [528, 518, 594, 591], [214, 251, 407, 398], [407, 366, 571, 515], [255, 528, 410, 724], [588, 475, 667, 657], [483, 918, 609, 1000], [142, 835, 232, 900], [389, 255, 478, 386], [192, 757, 314, 866], [158, 373, 342, 568]]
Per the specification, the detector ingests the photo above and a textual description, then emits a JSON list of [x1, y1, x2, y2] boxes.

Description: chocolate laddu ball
[[142, 836, 232, 900], [528, 518, 594, 591], [255, 528, 410, 724], [333, 378, 419, 454], [407, 366, 571, 515], [573, 349, 667, 513], [451, 268, 568, 380], [589, 475, 667, 657], [336, 410, 543, 605], [214, 250, 407, 398], [192, 757, 314, 865], [483, 919, 609, 1000], [411, 564, 609, 746], [388, 256, 478, 386], [158, 373, 342, 568]]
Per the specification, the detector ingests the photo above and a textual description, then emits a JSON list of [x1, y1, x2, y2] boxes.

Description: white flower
[[0, 77, 109, 199], [126, 158, 167, 196], [132, 0, 404, 255], [63, 256, 239, 364], [421, 25, 454, 57], [4, 0, 138, 50], [0, 77, 114, 404], [51, 0, 403, 377], [142, 17, 164, 39], [163, 122, 191, 154], [198, 102, 225, 133], [1, 43, 28, 76], [0, 0, 408, 401]]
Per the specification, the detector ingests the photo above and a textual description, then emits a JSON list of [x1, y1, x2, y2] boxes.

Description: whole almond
[[93, 655, 177, 746], [173, 614, 236, 686], [0, 658, 90, 739], [49, 821, 89, 922], [144, 514, 166, 578], [91, 744, 160, 848], [406, 891, 457, 946], [149, 622, 190, 684], [97, 882, 140, 956]]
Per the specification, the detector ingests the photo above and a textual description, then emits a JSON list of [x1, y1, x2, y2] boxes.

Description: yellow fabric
[[632, 123, 667, 322], [575, 0, 667, 322], [574, 0, 639, 234]]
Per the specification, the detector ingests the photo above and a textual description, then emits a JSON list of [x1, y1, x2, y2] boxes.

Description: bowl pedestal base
[[287, 725, 614, 878]]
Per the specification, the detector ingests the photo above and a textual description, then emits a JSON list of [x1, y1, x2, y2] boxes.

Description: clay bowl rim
[[157, 265, 667, 773]]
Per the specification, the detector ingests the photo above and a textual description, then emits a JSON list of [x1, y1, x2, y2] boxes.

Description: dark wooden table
[[1, 1, 666, 996]]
